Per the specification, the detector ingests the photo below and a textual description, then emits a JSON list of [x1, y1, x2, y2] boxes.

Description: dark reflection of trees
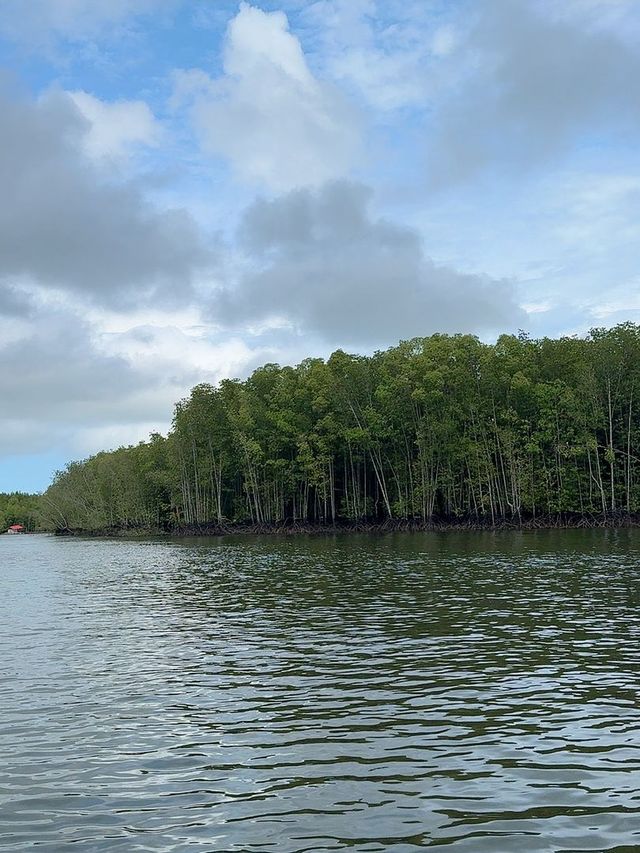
[[149, 530, 640, 776], [159, 530, 640, 674]]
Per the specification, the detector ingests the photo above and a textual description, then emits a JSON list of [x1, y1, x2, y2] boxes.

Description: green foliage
[[0, 492, 40, 532], [39, 324, 640, 531]]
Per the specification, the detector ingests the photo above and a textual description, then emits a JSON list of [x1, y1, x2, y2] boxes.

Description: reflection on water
[[0, 530, 639, 851]]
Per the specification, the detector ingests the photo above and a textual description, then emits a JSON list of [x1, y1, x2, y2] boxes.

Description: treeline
[[40, 324, 640, 532], [0, 492, 40, 532]]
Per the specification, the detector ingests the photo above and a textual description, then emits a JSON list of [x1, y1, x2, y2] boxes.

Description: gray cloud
[[1, 318, 153, 422], [0, 81, 213, 309], [218, 181, 525, 345], [0, 309, 201, 456], [428, 0, 640, 185], [0, 284, 33, 317]]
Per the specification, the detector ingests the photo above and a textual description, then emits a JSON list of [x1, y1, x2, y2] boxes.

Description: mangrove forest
[[39, 324, 640, 533]]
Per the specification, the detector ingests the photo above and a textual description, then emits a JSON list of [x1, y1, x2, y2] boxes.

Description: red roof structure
[[8, 524, 24, 531]]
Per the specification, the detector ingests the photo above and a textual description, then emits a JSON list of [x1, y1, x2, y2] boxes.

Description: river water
[[1, 531, 639, 852]]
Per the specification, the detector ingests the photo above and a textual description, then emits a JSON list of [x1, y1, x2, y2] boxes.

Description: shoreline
[[53, 512, 640, 538]]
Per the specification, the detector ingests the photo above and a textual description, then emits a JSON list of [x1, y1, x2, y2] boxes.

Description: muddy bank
[[53, 512, 640, 538]]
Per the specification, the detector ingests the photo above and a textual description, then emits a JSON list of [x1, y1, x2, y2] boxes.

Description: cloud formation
[[175, 3, 362, 191], [0, 82, 212, 308], [69, 91, 161, 161], [303, 0, 449, 111], [0, 0, 176, 45], [0, 313, 157, 456], [2, 0, 637, 487], [219, 181, 525, 345], [0, 284, 33, 318], [0, 304, 256, 458], [427, 0, 640, 185]]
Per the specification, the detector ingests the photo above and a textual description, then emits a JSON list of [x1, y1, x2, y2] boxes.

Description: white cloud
[[174, 3, 362, 191], [68, 91, 161, 161], [100, 323, 264, 382], [302, 0, 442, 111], [225, 2, 312, 84], [0, 0, 176, 44]]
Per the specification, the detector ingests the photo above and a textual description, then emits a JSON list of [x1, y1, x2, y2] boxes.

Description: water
[[1, 531, 639, 852]]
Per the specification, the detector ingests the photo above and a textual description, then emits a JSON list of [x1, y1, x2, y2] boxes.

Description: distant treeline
[[40, 324, 640, 533], [0, 492, 40, 532]]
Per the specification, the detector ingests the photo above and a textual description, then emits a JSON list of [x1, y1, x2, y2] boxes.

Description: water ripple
[[0, 530, 639, 851]]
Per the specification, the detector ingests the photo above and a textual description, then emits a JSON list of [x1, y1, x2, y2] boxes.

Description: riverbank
[[53, 512, 640, 537]]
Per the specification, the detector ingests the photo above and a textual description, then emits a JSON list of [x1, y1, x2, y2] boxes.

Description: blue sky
[[1, 0, 639, 492]]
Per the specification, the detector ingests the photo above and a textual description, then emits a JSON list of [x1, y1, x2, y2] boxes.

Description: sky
[[1, 0, 639, 492]]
